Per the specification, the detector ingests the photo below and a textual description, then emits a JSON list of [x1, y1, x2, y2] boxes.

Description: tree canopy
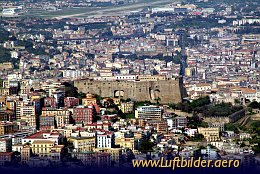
[[139, 140, 155, 153]]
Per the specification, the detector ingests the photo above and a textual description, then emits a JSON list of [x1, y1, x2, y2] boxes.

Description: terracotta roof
[[0, 152, 13, 156]]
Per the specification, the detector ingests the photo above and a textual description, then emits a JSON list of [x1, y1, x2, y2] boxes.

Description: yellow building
[[20, 115, 36, 127], [41, 108, 70, 117], [30, 94, 41, 101], [0, 62, 13, 71], [0, 88, 9, 96], [27, 140, 64, 160], [118, 102, 134, 113], [198, 127, 220, 142], [0, 96, 6, 107], [82, 97, 97, 106], [68, 137, 96, 152], [41, 108, 70, 128], [185, 68, 195, 77], [31, 140, 55, 157], [115, 137, 136, 150]]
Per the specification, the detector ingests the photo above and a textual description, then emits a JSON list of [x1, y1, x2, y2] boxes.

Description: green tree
[[190, 96, 211, 108], [234, 99, 241, 105], [248, 101, 260, 109]]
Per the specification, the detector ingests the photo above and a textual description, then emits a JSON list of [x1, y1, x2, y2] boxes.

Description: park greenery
[[188, 134, 204, 142], [248, 121, 260, 154], [224, 123, 240, 134], [0, 28, 11, 63], [248, 101, 260, 109], [224, 120, 260, 154], [0, 46, 11, 63], [0, 28, 10, 42], [187, 115, 209, 129], [0, 29, 20, 68], [170, 96, 243, 117]]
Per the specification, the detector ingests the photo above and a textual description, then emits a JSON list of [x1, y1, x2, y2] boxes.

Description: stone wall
[[74, 78, 186, 104]]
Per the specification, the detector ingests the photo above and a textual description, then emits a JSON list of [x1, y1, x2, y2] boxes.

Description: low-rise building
[[68, 136, 96, 152], [198, 127, 220, 142]]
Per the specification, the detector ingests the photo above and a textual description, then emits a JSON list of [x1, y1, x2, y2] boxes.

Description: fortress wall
[[74, 79, 184, 104]]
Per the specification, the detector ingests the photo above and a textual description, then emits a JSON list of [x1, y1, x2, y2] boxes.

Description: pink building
[[73, 106, 94, 124], [64, 97, 79, 108], [44, 97, 56, 108]]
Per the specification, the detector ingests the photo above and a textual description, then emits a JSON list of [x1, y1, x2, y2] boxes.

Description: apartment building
[[135, 105, 163, 120], [96, 131, 115, 148], [68, 136, 96, 152]]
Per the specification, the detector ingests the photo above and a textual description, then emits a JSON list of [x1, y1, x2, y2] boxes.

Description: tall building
[[15, 100, 25, 120], [21, 145, 31, 163], [20, 105, 36, 128], [53, 91, 65, 108]]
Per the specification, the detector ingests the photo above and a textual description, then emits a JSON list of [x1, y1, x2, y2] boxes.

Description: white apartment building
[[135, 105, 163, 120], [96, 131, 115, 148], [0, 138, 12, 152]]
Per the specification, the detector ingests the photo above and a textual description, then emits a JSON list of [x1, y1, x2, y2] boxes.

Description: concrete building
[[0, 138, 12, 152], [0, 122, 18, 135], [167, 117, 187, 129], [96, 131, 115, 148], [118, 102, 134, 113], [64, 97, 79, 108], [72, 106, 94, 124], [135, 105, 163, 120]]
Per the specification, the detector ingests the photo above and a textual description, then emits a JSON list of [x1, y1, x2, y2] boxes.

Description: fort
[[74, 76, 186, 104], [202, 109, 246, 123]]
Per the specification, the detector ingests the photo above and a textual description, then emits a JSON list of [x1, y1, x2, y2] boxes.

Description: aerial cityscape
[[0, 0, 260, 171]]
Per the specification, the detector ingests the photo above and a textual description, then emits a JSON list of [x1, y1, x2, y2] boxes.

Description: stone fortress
[[74, 75, 186, 104]]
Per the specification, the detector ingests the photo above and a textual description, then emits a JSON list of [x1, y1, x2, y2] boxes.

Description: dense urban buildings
[[0, 0, 259, 170]]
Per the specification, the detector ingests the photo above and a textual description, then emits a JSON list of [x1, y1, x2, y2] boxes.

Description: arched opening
[[114, 90, 124, 98]]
